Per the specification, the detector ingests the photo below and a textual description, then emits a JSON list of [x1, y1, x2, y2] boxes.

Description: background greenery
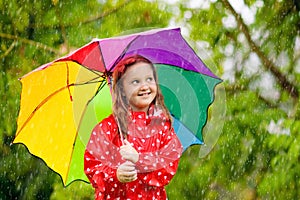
[[1, 0, 299, 199]]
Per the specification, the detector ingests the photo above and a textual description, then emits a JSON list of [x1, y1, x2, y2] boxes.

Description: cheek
[[124, 86, 137, 99], [151, 84, 158, 94]]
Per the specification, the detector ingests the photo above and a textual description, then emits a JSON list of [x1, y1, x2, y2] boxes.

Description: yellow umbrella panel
[[14, 61, 102, 185]]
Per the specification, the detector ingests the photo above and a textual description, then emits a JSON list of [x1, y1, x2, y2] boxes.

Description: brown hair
[[111, 55, 171, 137]]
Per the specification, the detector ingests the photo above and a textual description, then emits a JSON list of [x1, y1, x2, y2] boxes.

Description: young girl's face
[[121, 62, 157, 112]]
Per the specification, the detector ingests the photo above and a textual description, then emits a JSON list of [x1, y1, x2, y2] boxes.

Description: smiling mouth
[[138, 92, 151, 96]]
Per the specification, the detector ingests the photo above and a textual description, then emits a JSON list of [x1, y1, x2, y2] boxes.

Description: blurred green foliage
[[1, 0, 299, 199]]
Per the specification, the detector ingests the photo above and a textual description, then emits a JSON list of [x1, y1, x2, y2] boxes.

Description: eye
[[132, 80, 139, 84], [147, 77, 154, 82]]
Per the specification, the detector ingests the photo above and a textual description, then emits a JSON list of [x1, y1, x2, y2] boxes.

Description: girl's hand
[[116, 161, 137, 183], [120, 140, 139, 163]]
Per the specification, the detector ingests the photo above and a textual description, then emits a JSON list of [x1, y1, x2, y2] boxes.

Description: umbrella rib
[[95, 41, 112, 86], [64, 62, 105, 100], [15, 76, 105, 138], [15, 84, 76, 137], [59, 60, 103, 77], [109, 35, 141, 72], [154, 63, 222, 81], [64, 78, 107, 184], [66, 62, 73, 101]]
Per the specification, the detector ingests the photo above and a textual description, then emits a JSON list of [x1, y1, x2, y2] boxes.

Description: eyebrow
[[128, 73, 153, 78]]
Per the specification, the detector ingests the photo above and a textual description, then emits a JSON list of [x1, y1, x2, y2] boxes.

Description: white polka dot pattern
[[84, 105, 183, 199]]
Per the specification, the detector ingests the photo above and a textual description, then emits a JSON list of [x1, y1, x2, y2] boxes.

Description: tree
[[167, 0, 300, 199]]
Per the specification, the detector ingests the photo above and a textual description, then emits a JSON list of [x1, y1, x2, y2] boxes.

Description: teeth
[[139, 92, 150, 96]]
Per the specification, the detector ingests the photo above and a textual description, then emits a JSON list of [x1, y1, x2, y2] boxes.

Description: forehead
[[123, 62, 154, 78]]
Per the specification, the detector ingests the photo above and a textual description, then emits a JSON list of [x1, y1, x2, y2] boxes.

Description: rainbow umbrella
[[13, 27, 222, 186]]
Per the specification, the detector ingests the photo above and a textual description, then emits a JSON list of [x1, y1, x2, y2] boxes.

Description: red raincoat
[[84, 106, 183, 199]]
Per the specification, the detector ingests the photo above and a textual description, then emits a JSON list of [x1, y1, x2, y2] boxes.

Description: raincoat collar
[[129, 104, 164, 120]]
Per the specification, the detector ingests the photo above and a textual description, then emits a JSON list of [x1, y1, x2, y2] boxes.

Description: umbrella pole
[[115, 117, 125, 145]]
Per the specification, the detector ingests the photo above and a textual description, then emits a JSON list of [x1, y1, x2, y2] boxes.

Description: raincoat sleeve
[[84, 117, 122, 191], [84, 150, 117, 191], [136, 124, 183, 187]]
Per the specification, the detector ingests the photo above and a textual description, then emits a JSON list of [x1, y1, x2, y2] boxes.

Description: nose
[[139, 81, 149, 90]]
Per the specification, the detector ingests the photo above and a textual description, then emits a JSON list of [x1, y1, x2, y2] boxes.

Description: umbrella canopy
[[13, 27, 221, 186]]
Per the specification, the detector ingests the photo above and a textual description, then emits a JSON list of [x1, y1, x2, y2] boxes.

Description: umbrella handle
[[115, 117, 125, 145]]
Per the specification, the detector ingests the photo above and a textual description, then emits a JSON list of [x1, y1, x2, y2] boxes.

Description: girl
[[84, 55, 183, 199]]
